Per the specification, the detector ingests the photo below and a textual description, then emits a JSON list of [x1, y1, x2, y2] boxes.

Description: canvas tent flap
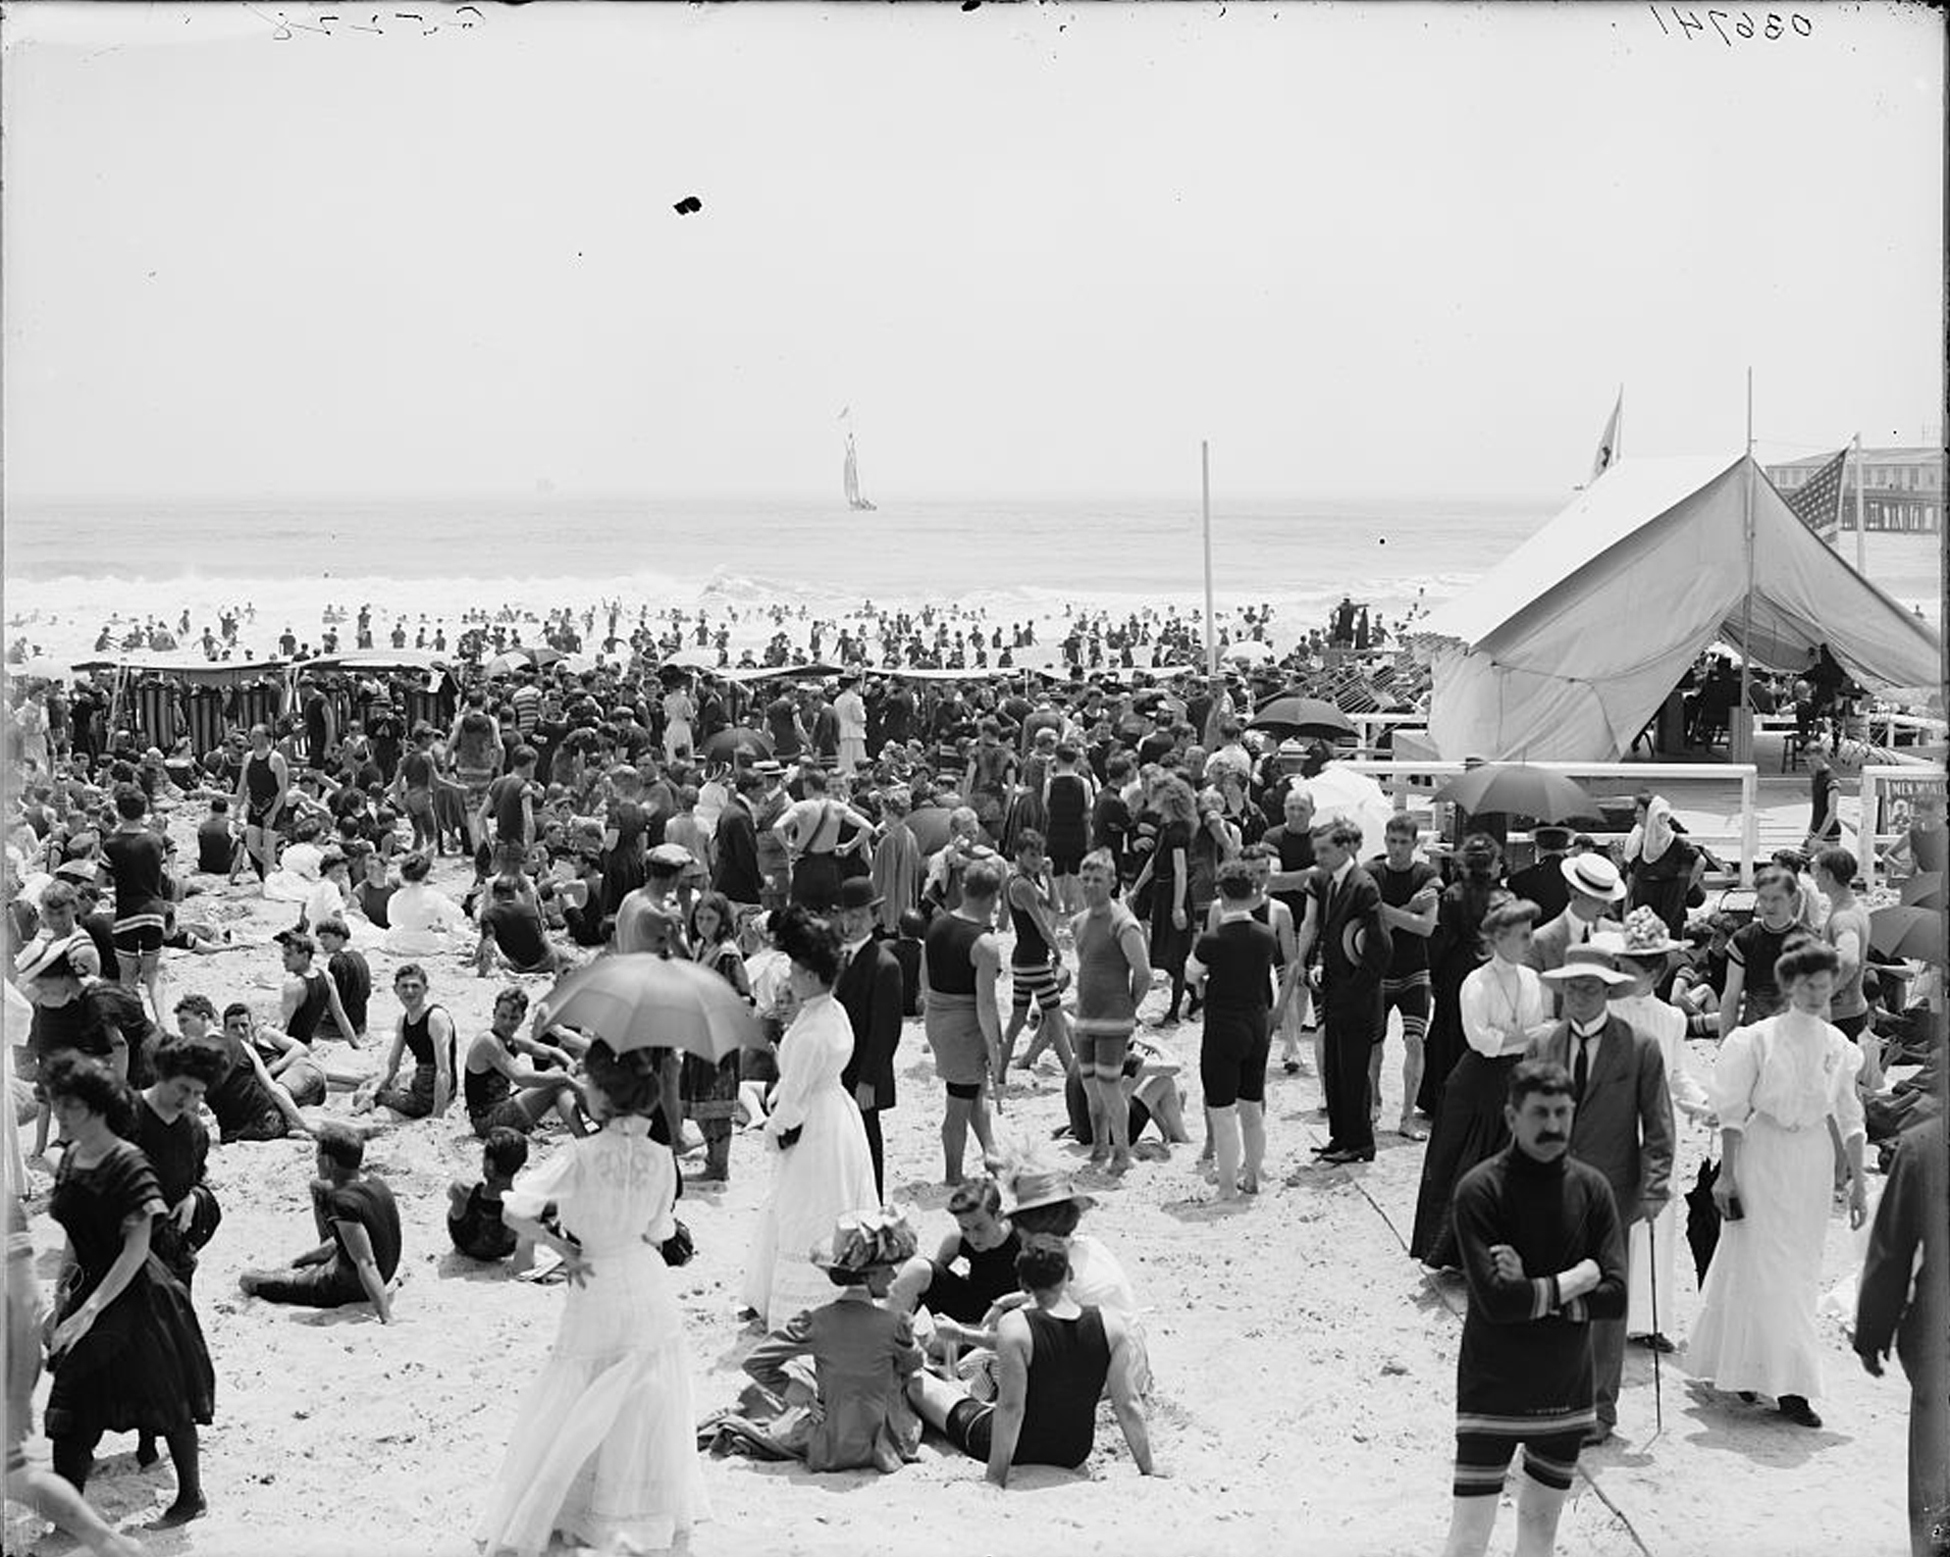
[[1413, 454, 1941, 761]]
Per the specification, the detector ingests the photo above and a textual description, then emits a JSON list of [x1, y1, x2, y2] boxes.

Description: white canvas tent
[[1411, 454, 1942, 762]]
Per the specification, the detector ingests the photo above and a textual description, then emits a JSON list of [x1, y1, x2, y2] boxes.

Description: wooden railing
[[1329, 760, 1762, 886]]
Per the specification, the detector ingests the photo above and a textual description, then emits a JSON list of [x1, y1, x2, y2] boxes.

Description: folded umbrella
[[1433, 763, 1601, 824], [536, 954, 765, 1063]]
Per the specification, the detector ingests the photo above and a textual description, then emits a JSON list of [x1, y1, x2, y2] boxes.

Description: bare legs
[[941, 1089, 995, 1184]]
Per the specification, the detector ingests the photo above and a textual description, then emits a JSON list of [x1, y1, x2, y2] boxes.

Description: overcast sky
[[2, 1, 1941, 503]]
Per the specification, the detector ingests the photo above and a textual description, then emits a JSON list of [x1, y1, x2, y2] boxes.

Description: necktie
[[1573, 1032, 1592, 1102]]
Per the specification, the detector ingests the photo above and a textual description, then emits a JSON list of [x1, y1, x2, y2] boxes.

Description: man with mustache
[[1441, 1059, 1627, 1557]]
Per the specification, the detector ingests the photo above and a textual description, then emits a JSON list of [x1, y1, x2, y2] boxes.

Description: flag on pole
[[1589, 389, 1623, 483], [837, 405, 851, 421], [1779, 447, 1848, 542]]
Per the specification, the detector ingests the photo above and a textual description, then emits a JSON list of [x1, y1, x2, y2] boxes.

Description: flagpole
[[1202, 440, 1217, 679], [1735, 369, 1756, 763], [1852, 431, 1867, 577]]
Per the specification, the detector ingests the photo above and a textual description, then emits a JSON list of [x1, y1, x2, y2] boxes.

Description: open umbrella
[[1224, 640, 1275, 663], [699, 727, 774, 766], [663, 647, 721, 672], [1899, 871, 1945, 911], [1434, 764, 1601, 823], [537, 954, 764, 1063], [1248, 695, 1355, 740], [1869, 905, 1947, 964], [1303, 763, 1398, 852], [485, 646, 564, 677]]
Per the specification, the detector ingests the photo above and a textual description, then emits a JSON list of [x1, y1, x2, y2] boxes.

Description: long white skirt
[[1686, 1115, 1833, 1401], [741, 1089, 878, 1329], [477, 1243, 710, 1556]]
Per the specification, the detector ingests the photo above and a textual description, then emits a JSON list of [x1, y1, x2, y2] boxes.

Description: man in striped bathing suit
[[1442, 1059, 1626, 1557]]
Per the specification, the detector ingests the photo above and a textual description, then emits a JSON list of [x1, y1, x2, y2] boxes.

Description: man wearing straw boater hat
[[1527, 852, 1628, 1010], [1528, 942, 1675, 1447]]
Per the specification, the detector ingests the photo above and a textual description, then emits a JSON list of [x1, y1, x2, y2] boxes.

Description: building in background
[[1766, 446, 1943, 534]]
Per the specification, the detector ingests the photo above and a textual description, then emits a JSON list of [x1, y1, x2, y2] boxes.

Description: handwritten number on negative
[[1764, 12, 1782, 36], [1672, 8, 1705, 38], [1652, 7, 1810, 40], [1735, 12, 1754, 37], [1708, 10, 1732, 44]]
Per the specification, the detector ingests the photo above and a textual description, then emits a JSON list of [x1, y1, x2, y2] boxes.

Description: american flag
[[1780, 447, 1848, 541]]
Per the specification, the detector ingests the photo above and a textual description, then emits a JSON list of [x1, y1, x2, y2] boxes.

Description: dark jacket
[[712, 795, 763, 905], [1311, 862, 1392, 1014], [836, 938, 903, 1112], [1528, 1014, 1675, 1222]]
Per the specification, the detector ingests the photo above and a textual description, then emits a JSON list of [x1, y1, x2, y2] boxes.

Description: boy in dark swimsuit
[[888, 1177, 1021, 1329], [239, 1124, 400, 1322], [447, 1127, 527, 1264], [462, 988, 588, 1139]]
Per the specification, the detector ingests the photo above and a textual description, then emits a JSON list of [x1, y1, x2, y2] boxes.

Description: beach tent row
[[1409, 454, 1943, 762]]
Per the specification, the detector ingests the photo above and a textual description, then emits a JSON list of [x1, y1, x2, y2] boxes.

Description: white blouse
[[1712, 1010, 1866, 1143], [1459, 956, 1550, 1058]]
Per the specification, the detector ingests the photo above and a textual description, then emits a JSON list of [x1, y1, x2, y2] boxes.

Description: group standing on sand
[[2, 613, 1942, 1556]]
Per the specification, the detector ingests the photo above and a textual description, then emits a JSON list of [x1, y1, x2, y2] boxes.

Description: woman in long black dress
[[1406, 899, 1556, 1267], [1413, 833, 1505, 1119], [1142, 777, 1199, 1025], [42, 1053, 215, 1527]]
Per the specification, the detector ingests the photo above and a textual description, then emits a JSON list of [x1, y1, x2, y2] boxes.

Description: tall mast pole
[[1852, 431, 1867, 576], [1735, 369, 1756, 762], [1202, 440, 1217, 678]]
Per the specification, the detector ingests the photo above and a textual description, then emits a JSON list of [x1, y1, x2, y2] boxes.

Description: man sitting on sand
[[447, 1126, 528, 1265], [907, 1233, 1155, 1487], [462, 986, 589, 1139], [205, 1002, 319, 1143], [274, 928, 362, 1048], [239, 1123, 400, 1323], [886, 1176, 1021, 1330], [474, 860, 564, 977]]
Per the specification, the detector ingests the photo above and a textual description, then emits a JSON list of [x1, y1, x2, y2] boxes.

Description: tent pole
[[1202, 440, 1217, 679], [1735, 370, 1756, 764], [1851, 431, 1867, 577]]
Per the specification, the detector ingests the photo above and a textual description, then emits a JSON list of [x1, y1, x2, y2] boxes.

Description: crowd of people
[[1, 616, 1944, 1557]]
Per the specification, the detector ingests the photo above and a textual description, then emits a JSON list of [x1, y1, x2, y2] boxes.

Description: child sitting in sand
[[447, 1126, 529, 1267]]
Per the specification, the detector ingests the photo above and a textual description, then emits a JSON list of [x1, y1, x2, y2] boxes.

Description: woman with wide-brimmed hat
[[736, 1207, 925, 1473], [1592, 912, 1712, 1352]]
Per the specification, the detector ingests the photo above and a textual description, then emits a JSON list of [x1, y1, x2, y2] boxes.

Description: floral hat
[[1616, 905, 1685, 958], [809, 1205, 919, 1275]]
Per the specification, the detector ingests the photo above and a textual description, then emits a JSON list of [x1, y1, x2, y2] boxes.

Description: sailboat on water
[[842, 429, 877, 512]]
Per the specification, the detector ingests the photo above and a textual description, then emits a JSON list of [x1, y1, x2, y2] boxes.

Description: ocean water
[[2, 493, 1941, 663]]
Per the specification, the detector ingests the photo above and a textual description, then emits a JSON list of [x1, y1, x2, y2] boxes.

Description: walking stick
[[1648, 1219, 1664, 1440]]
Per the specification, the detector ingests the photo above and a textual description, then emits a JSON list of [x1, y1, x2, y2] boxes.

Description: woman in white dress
[[661, 682, 696, 764], [477, 1041, 710, 1557], [741, 905, 878, 1330], [1687, 941, 1869, 1428], [381, 853, 469, 956], [1593, 912, 1712, 1350]]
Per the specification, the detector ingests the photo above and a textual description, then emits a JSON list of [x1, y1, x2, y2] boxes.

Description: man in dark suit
[[710, 768, 766, 913], [1298, 818, 1392, 1164], [835, 877, 904, 1198], [1529, 944, 1675, 1446], [1506, 825, 1575, 926]]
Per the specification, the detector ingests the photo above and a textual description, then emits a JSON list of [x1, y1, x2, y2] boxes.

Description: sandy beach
[[4, 787, 1917, 1557]]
